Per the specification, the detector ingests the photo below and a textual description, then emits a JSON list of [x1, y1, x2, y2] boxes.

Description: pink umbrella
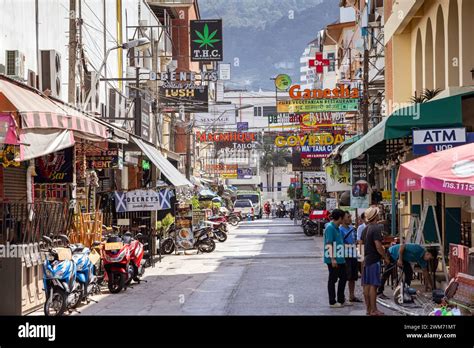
[[396, 143, 474, 196]]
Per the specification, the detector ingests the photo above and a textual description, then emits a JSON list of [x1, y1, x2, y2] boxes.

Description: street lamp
[[83, 38, 151, 109]]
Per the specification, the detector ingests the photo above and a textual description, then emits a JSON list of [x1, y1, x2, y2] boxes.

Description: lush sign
[[412, 128, 466, 155], [190, 20, 223, 61], [159, 83, 208, 112]]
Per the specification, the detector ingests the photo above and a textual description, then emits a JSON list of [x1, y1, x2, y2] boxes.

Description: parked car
[[236, 191, 262, 219], [233, 199, 255, 220]]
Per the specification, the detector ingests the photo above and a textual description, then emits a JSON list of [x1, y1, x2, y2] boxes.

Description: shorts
[[345, 258, 359, 281], [362, 261, 381, 287]]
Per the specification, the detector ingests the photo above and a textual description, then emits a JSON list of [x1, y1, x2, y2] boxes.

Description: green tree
[[260, 142, 290, 192]]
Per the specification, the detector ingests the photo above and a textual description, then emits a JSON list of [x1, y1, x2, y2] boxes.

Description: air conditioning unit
[[85, 71, 100, 113], [39, 49, 61, 97], [5, 50, 25, 79]]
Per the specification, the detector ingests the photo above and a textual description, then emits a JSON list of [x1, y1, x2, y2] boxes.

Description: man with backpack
[[339, 211, 362, 304]]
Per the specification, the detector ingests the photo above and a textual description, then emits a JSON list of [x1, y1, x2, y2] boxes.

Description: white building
[[299, 36, 323, 90]]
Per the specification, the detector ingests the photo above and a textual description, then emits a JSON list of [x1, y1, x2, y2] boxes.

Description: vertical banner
[[350, 155, 370, 208], [190, 20, 223, 62]]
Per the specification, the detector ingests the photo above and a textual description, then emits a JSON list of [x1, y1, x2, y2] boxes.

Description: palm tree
[[410, 88, 442, 104], [260, 143, 289, 192]]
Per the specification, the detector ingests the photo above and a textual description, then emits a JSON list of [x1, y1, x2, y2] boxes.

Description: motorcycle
[[41, 235, 84, 316], [302, 217, 326, 236], [71, 243, 101, 303], [205, 220, 228, 242], [101, 232, 146, 294], [277, 205, 287, 218], [160, 224, 216, 254]]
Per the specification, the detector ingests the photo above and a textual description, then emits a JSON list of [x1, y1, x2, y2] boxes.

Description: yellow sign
[[275, 133, 345, 147], [221, 173, 237, 179]]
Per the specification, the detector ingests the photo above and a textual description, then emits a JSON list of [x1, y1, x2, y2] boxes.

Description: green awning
[[341, 91, 472, 163]]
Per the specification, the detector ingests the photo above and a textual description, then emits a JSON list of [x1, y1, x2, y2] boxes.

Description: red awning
[[0, 76, 108, 139]]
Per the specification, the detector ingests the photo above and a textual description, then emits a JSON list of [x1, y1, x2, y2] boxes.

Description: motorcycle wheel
[[44, 289, 67, 316], [108, 272, 125, 294], [198, 239, 216, 253], [70, 290, 82, 309], [215, 231, 227, 242], [160, 239, 175, 255], [303, 226, 316, 237], [228, 216, 239, 226]]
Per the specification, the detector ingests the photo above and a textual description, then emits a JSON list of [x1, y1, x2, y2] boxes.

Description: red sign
[[308, 52, 329, 73]]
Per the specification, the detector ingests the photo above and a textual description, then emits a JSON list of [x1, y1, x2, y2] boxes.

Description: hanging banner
[[326, 198, 337, 211], [35, 147, 74, 184], [237, 167, 256, 179], [219, 63, 231, 80], [303, 171, 327, 185], [292, 151, 321, 172], [0, 113, 19, 145], [277, 99, 359, 113], [325, 163, 351, 192], [190, 19, 223, 62], [194, 104, 236, 127], [350, 155, 370, 208], [114, 189, 173, 212]]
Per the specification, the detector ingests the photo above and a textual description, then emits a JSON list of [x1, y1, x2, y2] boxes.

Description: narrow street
[[77, 219, 375, 316]]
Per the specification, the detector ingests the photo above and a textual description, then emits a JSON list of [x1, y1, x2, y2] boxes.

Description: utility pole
[[362, 47, 369, 135], [68, 0, 77, 104], [185, 112, 191, 180], [134, 66, 142, 137]]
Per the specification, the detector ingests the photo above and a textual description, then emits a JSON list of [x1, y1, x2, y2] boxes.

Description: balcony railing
[[147, 0, 193, 6]]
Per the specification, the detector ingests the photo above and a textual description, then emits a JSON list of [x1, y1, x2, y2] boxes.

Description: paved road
[[74, 218, 393, 315]]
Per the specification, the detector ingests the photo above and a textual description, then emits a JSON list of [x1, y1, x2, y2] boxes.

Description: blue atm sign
[[412, 128, 466, 155]]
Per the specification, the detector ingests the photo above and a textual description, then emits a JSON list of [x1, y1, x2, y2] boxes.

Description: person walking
[[356, 213, 367, 242], [339, 211, 362, 304], [361, 207, 390, 316], [270, 199, 277, 218], [323, 209, 348, 308]]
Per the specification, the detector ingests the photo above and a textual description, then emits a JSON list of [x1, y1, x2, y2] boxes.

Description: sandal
[[350, 297, 363, 303], [369, 310, 385, 316]]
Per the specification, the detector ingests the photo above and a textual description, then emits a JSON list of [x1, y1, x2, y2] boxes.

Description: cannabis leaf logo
[[193, 24, 220, 49]]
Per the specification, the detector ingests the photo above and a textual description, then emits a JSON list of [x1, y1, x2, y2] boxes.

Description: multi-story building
[[299, 38, 321, 90]]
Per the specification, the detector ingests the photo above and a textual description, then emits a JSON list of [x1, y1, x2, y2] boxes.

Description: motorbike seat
[[70, 243, 85, 253]]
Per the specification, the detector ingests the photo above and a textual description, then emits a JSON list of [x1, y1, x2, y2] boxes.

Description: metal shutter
[[3, 167, 27, 201]]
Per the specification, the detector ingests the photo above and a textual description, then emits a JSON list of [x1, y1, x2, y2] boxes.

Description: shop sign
[[303, 172, 326, 185], [326, 198, 337, 211], [205, 163, 237, 174], [175, 204, 194, 249], [236, 122, 248, 132], [350, 155, 369, 208], [237, 168, 255, 179], [150, 71, 218, 82], [221, 173, 238, 179], [35, 147, 73, 184], [159, 83, 208, 113], [289, 85, 359, 100], [275, 133, 344, 147], [88, 148, 120, 169], [194, 104, 236, 126], [277, 99, 359, 113], [412, 128, 466, 155], [291, 151, 321, 172], [114, 189, 173, 212], [219, 63, 231, 80], [196, 131, 257, 143], [325, 163, 351, 192], [124, 152, 139, 165], [299, 112, 346, 130], [190, 20, 223, 62], [275, 74, 292, 91]]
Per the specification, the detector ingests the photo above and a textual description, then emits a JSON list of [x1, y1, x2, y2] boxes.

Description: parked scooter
[[160, 224, 216, 254], [41, 235, 90, 316], [204, 220, 228, 242], [71, 244, 101, 303], [100, 231, 147, 293]]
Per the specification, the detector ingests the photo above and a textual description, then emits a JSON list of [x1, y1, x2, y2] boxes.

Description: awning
[[132, 136, 193, 187], [341, 91, 472, 163], [19, 129, 75, 161], [0, 76, 108, 139]]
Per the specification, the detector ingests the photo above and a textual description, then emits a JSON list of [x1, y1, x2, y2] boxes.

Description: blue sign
[[412, 128, 467, 155], [237, 122, 248, 132]]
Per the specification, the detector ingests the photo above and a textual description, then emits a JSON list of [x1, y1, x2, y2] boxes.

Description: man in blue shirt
[[323, 209, 347, 308], [378, 243, 435, 295], [340, 211, 362, 304]]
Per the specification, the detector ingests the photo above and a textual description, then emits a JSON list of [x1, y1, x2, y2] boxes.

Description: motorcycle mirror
[[57, 234, 70, 245], [41, 235, 53, 246]]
